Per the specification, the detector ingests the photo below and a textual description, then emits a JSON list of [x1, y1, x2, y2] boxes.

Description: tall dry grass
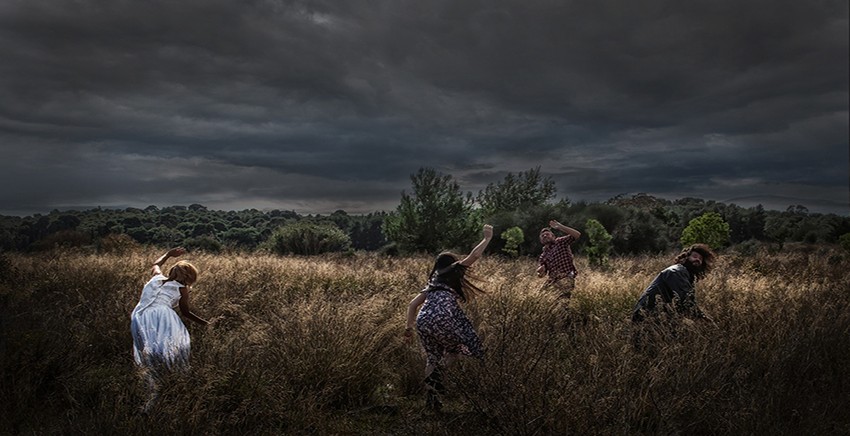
[[1, 247, 848, 434]]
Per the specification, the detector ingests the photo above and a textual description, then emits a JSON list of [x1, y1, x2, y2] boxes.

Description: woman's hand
[[459, 225, 494, 267], [152, 247, 187, 275], [403, 327, 414, 343], [205, 315, 225, 327], [168, 247, 187, 257], [483, 224, 493, 240]]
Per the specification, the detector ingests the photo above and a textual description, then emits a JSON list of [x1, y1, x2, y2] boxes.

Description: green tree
[[383, 168, 480, 253], [267, 222, 351, 255], [149, 226, 185, 246], [47, 214, 81, 233], [182, 236, 223, 253], [477, 167, 557, 216], [500, 226, 524, 257], [764, 214, 793, 249], [221, 227, 262, 249], [585, 219, 612, 268], [612, 209, 667, 254], [327, 210, 353, 232], [680, 212, 731, 250], [349, 212, 388, 251]]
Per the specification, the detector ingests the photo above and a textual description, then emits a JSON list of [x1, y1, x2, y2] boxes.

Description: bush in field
[[500, 226, 524, 257], [182, 236, 223, 253], [584, 218, 612, 268], [680, 212, 730, 249], [220, 227, 262, 249], [267, 222, 351, 255], [840, 232, 850, 252]]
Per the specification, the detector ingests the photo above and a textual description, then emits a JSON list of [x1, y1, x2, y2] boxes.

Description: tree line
[[1, 167, 848, 256]]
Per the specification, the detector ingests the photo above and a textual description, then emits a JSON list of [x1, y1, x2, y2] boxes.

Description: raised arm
[[151, 247, 187, 276], [458, 224, 494, 267], [549, 220, 581, 240]]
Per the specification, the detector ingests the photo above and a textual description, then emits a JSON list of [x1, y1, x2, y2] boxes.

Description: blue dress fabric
[[131, 274, 190, 369], [415, 278, 483, 368]]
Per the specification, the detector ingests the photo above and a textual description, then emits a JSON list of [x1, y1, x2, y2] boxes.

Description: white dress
[[131, 274, 190, 369]]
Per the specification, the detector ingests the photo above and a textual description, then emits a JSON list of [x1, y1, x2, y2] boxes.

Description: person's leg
[[422, 348, 444, 411], [427, 352, 455, 395], [424, 361, 444, 412], [558, 276, 576, 300], [140, 368, 160, 415], [550, 277, 576, 329], [425, 363, 445, 393]]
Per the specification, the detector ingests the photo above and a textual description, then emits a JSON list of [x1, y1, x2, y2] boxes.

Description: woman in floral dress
[[404, 224, 493, 410]]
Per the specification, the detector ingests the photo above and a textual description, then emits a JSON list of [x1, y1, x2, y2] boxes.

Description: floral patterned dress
[[415, 279, 483, 368]]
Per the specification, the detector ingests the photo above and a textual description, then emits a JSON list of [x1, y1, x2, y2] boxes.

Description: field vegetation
[[1, 246, 849, 434]]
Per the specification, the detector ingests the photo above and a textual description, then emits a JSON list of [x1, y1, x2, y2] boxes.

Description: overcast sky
[[1, 0, 847, 216]]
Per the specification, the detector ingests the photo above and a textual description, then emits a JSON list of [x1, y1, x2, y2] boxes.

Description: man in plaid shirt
[[537, 219, 582, 300]]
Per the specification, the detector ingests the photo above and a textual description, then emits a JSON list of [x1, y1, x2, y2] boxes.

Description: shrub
[[182, 236, 223, 253], [585, 218, 612, 268], [500, 226, 524, 257], [266, 222, 351, 255], [221, 227, 261, 249], [840, 232, 850, 252], [680, 212, 730, 250]]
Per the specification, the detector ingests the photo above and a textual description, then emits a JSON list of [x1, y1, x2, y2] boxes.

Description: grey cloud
[[0, 0, 847, 216]]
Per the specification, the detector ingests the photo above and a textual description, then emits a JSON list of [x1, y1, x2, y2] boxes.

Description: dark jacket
[[631, 263, 703, 322]]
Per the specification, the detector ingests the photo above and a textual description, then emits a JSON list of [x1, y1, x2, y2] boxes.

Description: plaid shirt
[[538, 235, 577, 281]]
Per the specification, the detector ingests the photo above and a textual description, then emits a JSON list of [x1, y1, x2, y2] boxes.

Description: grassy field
[[1, 246, 849, 434]]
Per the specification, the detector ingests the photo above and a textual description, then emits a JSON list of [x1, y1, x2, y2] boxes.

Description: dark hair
[[675, 243, 716, 280], [429, 252, 486, 302]]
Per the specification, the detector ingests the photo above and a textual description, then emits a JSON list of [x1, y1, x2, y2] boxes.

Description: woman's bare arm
[[178, 287, 209, 326], [458, 224, 494, 267], [151, 247, 186, 276]]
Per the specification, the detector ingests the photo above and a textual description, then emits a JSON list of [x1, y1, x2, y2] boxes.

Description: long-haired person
[[131, 247, 209, 413], [404, 224, 493, 411], [631, 243, 717, 323]]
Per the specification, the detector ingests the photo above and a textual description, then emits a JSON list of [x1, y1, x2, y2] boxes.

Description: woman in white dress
[[131, 247, 208, 412]]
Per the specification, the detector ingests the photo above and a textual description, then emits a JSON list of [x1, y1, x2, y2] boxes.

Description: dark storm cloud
[[1, 0, 847, 215]]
